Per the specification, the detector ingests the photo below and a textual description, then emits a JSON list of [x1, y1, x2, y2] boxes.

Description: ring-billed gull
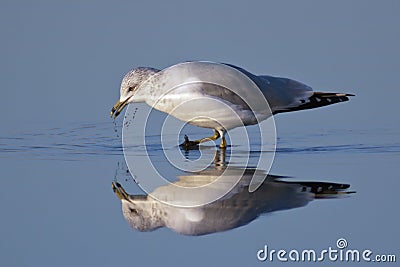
[[110, 62, 354, 148]]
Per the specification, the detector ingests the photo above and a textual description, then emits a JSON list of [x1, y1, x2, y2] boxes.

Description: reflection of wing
[[115, 167, 354, 236], [280, 180, 353, 199], [174, 179, 312, 236], [166, 172, 353, 235]]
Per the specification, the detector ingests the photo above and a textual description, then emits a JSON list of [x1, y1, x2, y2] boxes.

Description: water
[[2, 1, 400, 265], [1, 117, 398, 266]]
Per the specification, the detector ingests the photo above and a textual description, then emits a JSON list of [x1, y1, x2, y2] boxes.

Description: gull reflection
[[113, 150, 353, 236]]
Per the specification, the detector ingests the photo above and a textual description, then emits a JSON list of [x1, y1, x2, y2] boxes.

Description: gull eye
[[128, 86, 134, 92], [129, 208, 138, 214]]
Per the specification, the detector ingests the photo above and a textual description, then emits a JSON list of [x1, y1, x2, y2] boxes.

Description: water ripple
[[0, 123, 399, 160]]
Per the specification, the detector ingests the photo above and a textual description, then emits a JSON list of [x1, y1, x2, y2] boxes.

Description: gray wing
[[223, 63, 353, 114], [223, 63, 313, 113]]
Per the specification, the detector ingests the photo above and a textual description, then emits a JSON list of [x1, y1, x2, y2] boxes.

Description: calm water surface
[[0, 118, 399, 266]]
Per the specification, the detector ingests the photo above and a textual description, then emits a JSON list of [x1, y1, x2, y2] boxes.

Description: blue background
[[1, 1, 399, 266]]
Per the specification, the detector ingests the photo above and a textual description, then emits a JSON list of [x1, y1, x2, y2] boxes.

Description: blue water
[[2, 1, 400, 266], [1, 117, 399, 266]]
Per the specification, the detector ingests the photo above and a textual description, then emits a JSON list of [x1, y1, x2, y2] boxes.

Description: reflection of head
[[121, 195, 163, 232], [113, 183, 163, 231]]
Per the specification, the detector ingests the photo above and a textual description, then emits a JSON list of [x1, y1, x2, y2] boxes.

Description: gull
[[112, 166, 353, 236], [110, 62, 354, 148]]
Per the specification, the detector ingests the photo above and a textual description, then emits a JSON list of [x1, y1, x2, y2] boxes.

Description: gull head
[[112, 182, 163, 231], [110, 67, 159, 119]]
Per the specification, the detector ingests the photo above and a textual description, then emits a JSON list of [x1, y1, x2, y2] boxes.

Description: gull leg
[[218, 129, 227, 149], [195, 130, 220, 144], [180, 130, 220, 149]]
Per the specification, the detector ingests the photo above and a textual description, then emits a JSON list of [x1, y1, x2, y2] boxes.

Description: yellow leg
[[219, 136, 226, 149], [194, 129, 220, 144], [181, 130, 220, 149], [217, 129, 226, 149]]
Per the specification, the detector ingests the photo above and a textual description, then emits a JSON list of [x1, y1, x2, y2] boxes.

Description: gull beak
[[110, 98, 129, 119], [112, 182, 130, 201]]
